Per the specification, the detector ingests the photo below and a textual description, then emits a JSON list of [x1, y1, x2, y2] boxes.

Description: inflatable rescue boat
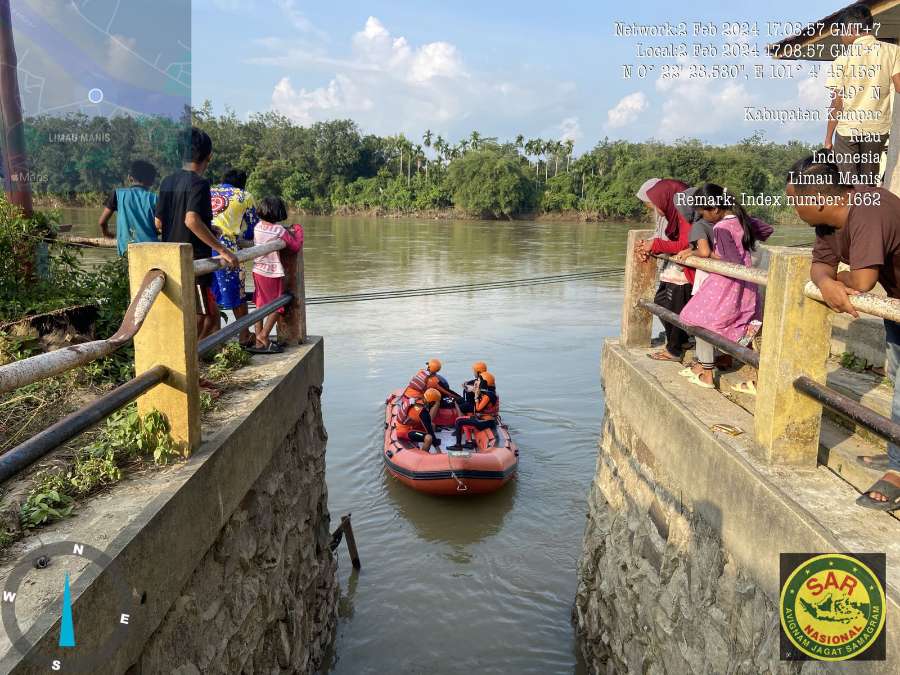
[[383, 389, 518, 495]]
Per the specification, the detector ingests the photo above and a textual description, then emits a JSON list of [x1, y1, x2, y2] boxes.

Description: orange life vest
[[396, 397, 425, 435], [475, 391, 500, 420], [403, 369, 431, 400]]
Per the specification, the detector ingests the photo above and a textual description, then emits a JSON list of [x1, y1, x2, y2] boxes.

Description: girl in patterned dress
[[679, 183, 763, 389]]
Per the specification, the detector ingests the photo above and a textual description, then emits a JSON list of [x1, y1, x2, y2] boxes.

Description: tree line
[[20, 103, 815, 222]]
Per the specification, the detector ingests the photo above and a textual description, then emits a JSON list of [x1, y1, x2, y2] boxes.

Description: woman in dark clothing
[[634, 178, 693, 361]]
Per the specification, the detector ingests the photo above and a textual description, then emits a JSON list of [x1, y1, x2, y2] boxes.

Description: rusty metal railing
[[0, 270, 166, 395]]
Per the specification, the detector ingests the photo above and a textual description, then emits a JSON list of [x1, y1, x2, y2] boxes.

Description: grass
[[205, 341, 252, 382], [0, 331, 255, 554]]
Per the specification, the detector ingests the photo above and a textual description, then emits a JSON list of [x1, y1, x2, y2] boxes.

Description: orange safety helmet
[[427, 358, 442, 373], [424, 388, 442, 404], [472, 361, 487, 374], [480, 372, 495, 387]]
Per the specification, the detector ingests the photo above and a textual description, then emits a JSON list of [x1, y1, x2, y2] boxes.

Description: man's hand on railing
[[673, 249, 692, 263], [215, 246, 240, 269], [816, 277, 860, 318]]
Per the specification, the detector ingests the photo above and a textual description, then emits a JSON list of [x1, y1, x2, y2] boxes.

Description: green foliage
[[0, 330, 40, 364], [17, 405, 179, 532], [541, 174, 580, 212], [447, 149, 537, 218], [26, 105, 815, 223], [21, 489, 74, 528], [206, 341, 251, 381], [840, 351, 869, 373]]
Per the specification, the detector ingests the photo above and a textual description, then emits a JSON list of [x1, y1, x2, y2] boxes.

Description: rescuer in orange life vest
[[403, 358, 459, 403], [460, 361, 487, 414], [396, 388, 442, 453], [448, 372, 499, 451]]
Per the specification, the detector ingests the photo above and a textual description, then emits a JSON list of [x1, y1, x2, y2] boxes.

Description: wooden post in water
[[620, 229, 656, 348], [0, 0, 32, 218], [341, 514, 361, 569]]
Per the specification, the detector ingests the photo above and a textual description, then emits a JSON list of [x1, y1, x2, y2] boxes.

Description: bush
[[541, 174, 579, 212], [447, 149, 537, 218]]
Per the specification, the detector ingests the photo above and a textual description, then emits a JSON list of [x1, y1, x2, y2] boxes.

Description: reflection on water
[[61, 209, 811, 673]]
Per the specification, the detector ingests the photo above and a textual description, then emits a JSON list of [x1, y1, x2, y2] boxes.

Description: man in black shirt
[[155, 127, 238, 339]]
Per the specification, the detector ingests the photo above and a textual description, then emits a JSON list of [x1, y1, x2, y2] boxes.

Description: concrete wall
[[574, 340, 899, 674], [0, 338, 337, 674]]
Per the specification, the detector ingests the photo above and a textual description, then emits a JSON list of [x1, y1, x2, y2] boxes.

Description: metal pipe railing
[[794, 375, 900, 447], [198, 294, 293, 356], [803, 281, 900, 324], [651, 253, 769, 286], [0, 364, 169, 482], [193, 240, 285, 277], [0, 270, 166, 395], [638, 300, 761, 368]]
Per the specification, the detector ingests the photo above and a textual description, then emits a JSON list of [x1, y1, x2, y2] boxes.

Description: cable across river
[[305, 268, 625, 305]]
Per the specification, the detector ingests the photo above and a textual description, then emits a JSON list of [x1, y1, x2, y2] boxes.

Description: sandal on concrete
[[687, 372, 715, 389], [246, 342, 284, 354], [731, 381, 757, 396], [855, 455, 891, 471], [856, 471, 900, 511], [647, 350, 681, 362]]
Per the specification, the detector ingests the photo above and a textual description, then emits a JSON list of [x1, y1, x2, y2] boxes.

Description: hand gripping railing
[[0, 270, 166, 395]]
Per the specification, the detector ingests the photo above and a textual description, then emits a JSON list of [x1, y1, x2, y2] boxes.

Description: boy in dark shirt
[[98, 159, 159, 256], [788, 154, 900, 511], [155, 127, 238, 339]]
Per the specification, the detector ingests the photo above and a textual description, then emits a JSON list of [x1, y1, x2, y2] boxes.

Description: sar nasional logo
[[1, 541, 136, 672], [779, 553, 886, 661]]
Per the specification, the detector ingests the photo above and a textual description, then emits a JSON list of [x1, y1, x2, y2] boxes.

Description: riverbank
[[41, 196, 804, 227]]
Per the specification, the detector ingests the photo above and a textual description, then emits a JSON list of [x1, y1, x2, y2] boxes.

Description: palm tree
[[515, 134, 525, 152], [434, 135, 446, 169], [469, 130, 481, 150], [542, 140, 550, 181], [525, 139, 540, 176], [422, 130, 433, 181], [414, 143, 423, 176], [565, 139, 575, 173]]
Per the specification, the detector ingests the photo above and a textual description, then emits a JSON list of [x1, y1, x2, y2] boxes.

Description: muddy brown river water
[[63, 210, 810, 673]]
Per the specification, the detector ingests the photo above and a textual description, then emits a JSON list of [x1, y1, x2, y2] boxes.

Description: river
[[62, 209, 810, 673]]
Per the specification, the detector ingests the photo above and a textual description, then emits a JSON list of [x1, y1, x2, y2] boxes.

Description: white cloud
[[559, 116, 582, 142], [263, 16, 568, 137], [606, 92, 648, 129], [273, 0, 327, 40], [651, 57, 753, 140]]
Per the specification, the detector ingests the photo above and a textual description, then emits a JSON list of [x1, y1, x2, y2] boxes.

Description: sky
[[193, 0, 845, 150]]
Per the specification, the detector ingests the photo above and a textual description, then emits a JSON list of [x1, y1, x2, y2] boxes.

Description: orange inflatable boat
[[383, 389, 518, 495]]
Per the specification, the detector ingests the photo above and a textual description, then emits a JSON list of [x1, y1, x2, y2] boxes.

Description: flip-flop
[[731, 381, 757, 396], [856, 471, 900, 511], [687, 372, 715, 389], [855, 455, 891, 471], [246, 342, 284, 354], [647, 351, 681, 362]]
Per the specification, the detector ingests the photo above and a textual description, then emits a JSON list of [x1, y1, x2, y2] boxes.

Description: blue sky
[[193, 0, 845, 149]]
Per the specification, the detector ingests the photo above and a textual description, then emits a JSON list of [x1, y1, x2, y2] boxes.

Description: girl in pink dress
[[248, 196, 303, 354], [679, 183, 765, 388]]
